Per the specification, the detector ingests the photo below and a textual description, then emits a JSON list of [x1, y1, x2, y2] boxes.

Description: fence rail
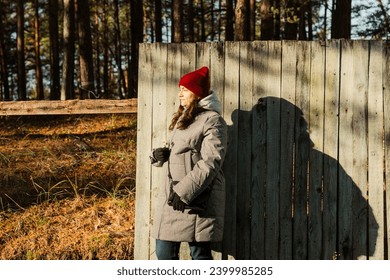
[[135, 40, 390, 260], [0, 99, 137, 115]]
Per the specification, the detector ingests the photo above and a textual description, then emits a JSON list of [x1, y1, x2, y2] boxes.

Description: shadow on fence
[[218, 97, 378, 260]]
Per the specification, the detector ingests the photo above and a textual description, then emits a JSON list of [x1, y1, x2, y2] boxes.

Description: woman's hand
[[153, 147, 170, 162], [171, 192, 186, 212]]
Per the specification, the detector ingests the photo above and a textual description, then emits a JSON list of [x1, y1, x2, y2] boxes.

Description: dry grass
[[0, 114, 137, 259]]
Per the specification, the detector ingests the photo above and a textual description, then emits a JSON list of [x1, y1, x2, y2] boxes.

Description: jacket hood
[[197, 91, 222, 114]]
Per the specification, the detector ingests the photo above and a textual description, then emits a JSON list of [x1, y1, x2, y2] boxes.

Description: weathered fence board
[[279, 40, 296, 260], [222, 41, 240, 260], [135, 40, 389, 260], [368, 41, 384, 260], [322, 40, 340, 259], [338, 40, 355, 260], [236, 41, 253, 260], [134, 44, 153, 260], [384, 43, 390, 259], [0, 99, 137, 115], [150, 43, 169, 260], [351, 41, 369, 260], [294, 40, 311, 260], [250, 41, 267, 260]]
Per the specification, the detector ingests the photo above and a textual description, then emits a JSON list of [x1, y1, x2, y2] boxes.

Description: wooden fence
[[0, 99, 137, 115], [134, 40, 390, 260]]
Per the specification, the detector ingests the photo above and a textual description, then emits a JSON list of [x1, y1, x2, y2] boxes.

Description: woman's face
[[178, 86, 197, 108]]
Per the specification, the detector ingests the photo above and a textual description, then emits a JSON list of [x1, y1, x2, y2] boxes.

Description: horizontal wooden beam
[[0, 99, 137, 116]]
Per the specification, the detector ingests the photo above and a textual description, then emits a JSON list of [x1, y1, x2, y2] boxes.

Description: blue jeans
[[156, 239, 213, 260]]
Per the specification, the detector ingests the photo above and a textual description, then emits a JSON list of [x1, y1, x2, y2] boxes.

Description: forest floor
[[0, 113, 137, 259]]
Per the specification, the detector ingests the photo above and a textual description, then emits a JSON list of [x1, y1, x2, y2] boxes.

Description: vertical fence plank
[[323, 40, 340, 260], [384, 42, 390, 260], [368, 41, 384, 260], [210, 42, 225, 260], [196, 42, 211, 68], [134, 43, 153, 260], [250, 41, 267, 260], [236, 41, 253, 260], [210, 42, 225, 108], [222, 41, 240, 259], [265, 41, 281, 259], [166, 44, 181, 116], [350, 41, 369, 260], [279, 40, 296, 259], [308, 40, 325, 259], [338, 40, 355, 260], [150, 43, 168, 259], [181, 43, 196, 74], [293, 41, 311, 260]]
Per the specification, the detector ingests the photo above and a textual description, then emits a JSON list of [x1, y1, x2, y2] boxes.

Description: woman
[[150, 66, 227, 260]]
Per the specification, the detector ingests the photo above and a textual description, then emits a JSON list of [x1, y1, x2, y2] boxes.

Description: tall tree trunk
[[274, 0, 281, 39], [114, 0, 125, 98], [225, 0, 234, 40], [34, 0, 44, 100], [155, 0, 162, 42], [0, 1, 10, 100], [250, 0, 255, 40], [210, 0, 215, 40], [200, 0, 206, 41], [49, 0, 60, 100], [61, 0, 76, 100], [307, 0, 313, 40], [17, 0, 26, 100], [331, 0, 351, 39], [130, 0, 143, 98], [235, 0, 250, 40], [260, 0, 274, 39], [102, 0, 109, 98], [298, 1, 307, 40], [173, 0, 183, 42], [94, 1, 101, 97], [188, 0, 195, 42], [77, 0, 95, 99], [284, 0, 298, 39]]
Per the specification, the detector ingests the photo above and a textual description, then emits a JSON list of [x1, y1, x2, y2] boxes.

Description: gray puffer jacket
[[151, 92, 227, 242]]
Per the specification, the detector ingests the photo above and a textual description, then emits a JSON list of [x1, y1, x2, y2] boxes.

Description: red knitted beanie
[[178, 66, 210, 98]]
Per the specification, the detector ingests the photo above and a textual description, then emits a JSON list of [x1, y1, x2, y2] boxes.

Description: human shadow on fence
[[218, 97, 378, 260]]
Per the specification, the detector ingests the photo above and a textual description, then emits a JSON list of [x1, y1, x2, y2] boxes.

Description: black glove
[[153, 147, 170, 162], [171, 192, 186, 212]]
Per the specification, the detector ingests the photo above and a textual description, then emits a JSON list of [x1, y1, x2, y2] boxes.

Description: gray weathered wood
[[384, 41, 390, 260], [308, 40, 325, 259], [264, 41, 281, 260], [236, 41, 253, 260], [210, 42, 225, 260], [367, 40, 384, 260], [323, 40, 340, 260], [250, 41, 267, 260], [338, 40, 354, 260], [293, 40, 310, 260], [222, 41, 240, 260], [134, 44, 153, 260], [150, 43, 168, 259], [351, 40, 369, 260], [279, 40, 296, 260], [0, 99, 137, 115]]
